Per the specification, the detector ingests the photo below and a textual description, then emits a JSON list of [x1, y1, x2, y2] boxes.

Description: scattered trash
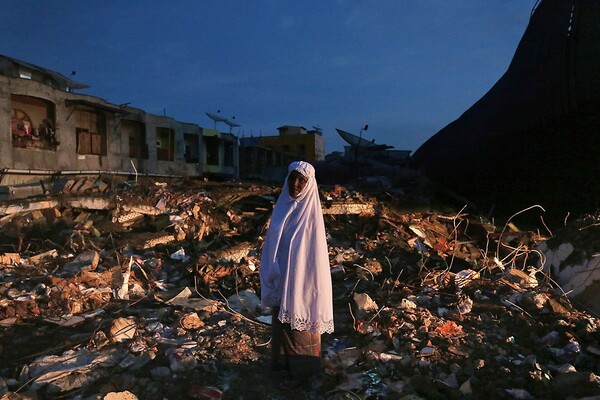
[[0, 177, 598, 399]]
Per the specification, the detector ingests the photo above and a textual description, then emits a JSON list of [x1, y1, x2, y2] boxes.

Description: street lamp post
[[354, 124, 368, 180], [355, 124, 368, 162]]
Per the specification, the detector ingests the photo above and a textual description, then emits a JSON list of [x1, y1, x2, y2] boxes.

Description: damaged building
[[0, 54, 239, 198], [239, 125, 325, 182], [315, 128, 413, 187]]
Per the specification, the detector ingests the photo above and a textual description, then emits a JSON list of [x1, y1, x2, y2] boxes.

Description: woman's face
[[288, 170, 308, 198]]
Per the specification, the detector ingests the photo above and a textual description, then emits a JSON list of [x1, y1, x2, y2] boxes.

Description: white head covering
[[260, 161, 334, 334]]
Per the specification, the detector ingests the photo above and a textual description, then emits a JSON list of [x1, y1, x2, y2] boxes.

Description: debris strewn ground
[[0, 177, 599, 400]]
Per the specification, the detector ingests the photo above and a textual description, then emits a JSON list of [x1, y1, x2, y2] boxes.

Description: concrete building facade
[[0, 55, 239, 194], [259, 125, 325, 161], [238, 125, 325, 182]]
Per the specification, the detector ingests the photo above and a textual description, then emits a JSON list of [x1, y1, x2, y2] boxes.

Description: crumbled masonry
[[0, 177, 599, 400]]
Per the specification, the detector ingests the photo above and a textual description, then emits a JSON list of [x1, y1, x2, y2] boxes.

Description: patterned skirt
[[271, 307, 322, 380]]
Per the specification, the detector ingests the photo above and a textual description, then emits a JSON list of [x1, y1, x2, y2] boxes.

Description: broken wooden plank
[[122, 204, 165, 216]]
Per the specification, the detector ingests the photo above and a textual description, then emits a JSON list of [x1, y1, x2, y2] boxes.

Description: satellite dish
[[224, 119, 240, 127], [206, 112, 228, 122]]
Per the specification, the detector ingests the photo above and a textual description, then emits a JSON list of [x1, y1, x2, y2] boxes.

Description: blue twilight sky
[[1, 1, 535, 154]]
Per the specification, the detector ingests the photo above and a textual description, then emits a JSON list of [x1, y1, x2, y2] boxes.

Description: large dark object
[[412, 0, 600, 223]]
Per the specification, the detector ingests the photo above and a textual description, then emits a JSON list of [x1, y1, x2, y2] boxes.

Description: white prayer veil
[[260, 161, 334, 334]]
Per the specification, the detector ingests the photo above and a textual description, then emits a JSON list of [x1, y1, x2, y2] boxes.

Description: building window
[[205, 136, 219, 166], [123, 121, 148, 159], [11, 95, 57, 150], [224, 142, 234, 167], [156, 127, 174, 161], [75, 109, 106, 155], [184, 133, 200, 163]]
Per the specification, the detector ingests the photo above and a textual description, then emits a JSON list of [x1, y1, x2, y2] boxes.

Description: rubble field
[[0, 176, 599, 400]]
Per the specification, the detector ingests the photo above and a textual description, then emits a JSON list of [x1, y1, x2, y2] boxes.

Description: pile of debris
[[0, 177, 599, 400]]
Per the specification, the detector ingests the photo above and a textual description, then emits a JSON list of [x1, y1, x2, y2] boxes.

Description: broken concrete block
[[44, 314, 86, 327], [78, 178, 95, 193], [112, 260, 131, 300], [0, 253, 20, 265], [166, 348, 197, 372], [110, 317, 137, 342], [70, 178, 88, 193], [0, 317, 18, 327], [20, 348, 123, 393], [0, 199, 59, 216], [556, 242, 575, 263], [558, 265, 575, 286], [30, 210, 44, 220], [353, 293, 378, 319], [62, 179, 76, 193], [103, 390, 139, 400], [585, 256, 600, 282], [73, 211, 91, 223], [127, 352, 156, 371], [142, 234, 176, 249], [63, 250, 100, 274], [68, 197, 111, 210], [122, 204, 163, 215], [96, 181, 109, 192], [26, 249, 58, 265], [213, 241, 252, 263], [460, 379, 473, 395], [400, 298, 417, 310], [321, 201, 376, 215], [158, 287, 219, 312], [117, 211, 144, 224], [569, 268, 593, 296]]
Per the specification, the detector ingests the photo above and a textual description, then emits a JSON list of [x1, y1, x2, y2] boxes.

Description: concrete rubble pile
[[0, 177, 599, 400]]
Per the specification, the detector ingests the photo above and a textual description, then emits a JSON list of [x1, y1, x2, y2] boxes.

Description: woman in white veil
[[260, 161, 334, 388]]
